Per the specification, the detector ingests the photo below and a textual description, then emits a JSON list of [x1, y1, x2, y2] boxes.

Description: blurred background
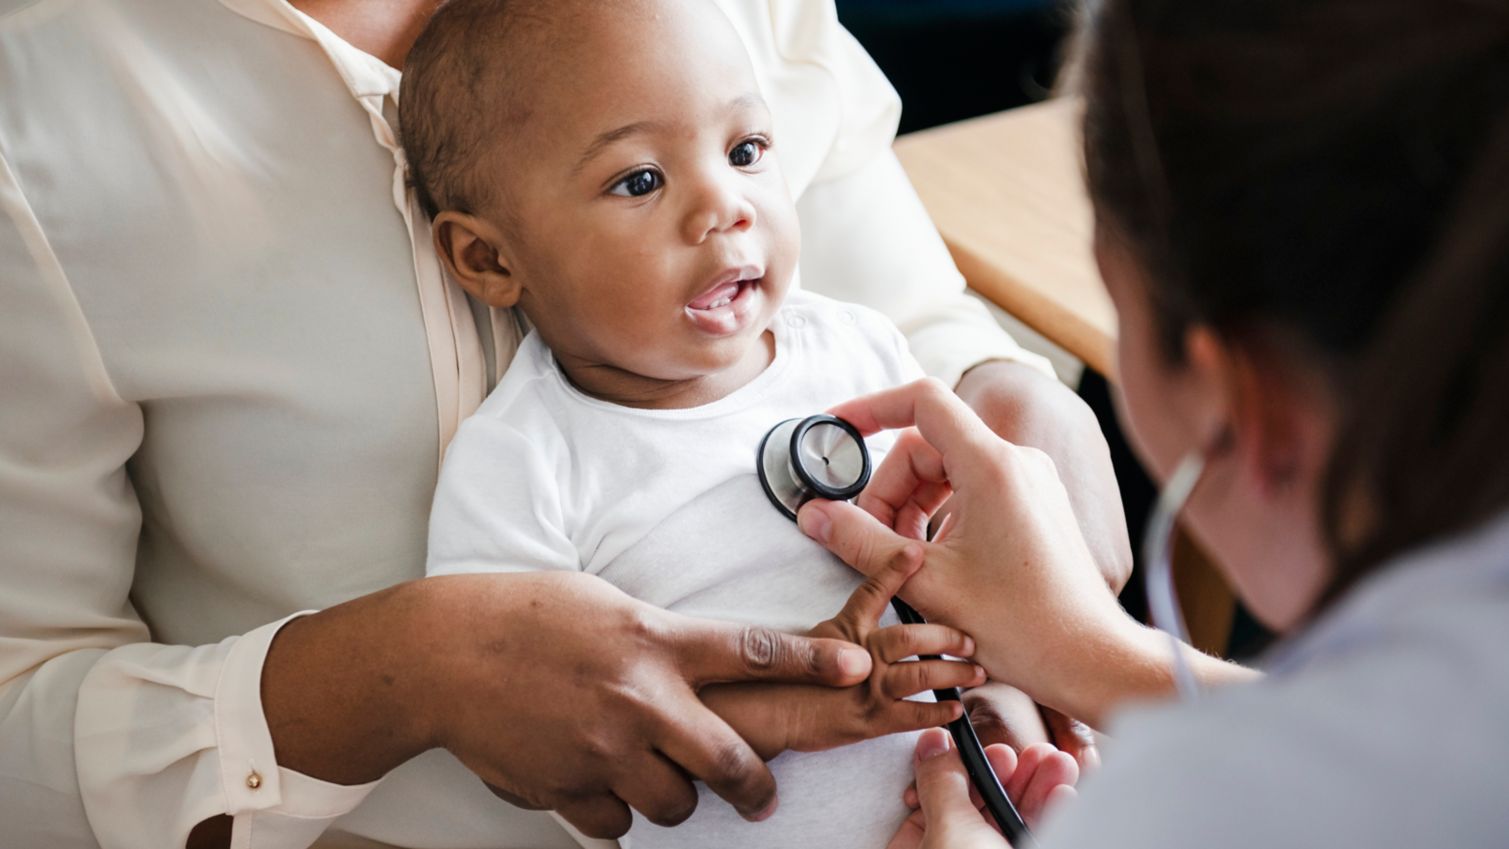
[[837, 0, 1274, 659], [837, 0, 1070, 133]]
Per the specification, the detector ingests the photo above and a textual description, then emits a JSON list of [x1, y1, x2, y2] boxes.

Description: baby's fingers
[[874, 698, 964, 738], [870, 622, 975, 663], [882, 659, 987, 699]]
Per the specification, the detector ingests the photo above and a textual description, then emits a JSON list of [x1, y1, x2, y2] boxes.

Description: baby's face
[[481, 1, 798, 396]]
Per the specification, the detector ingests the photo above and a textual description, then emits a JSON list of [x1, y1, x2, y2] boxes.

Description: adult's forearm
[[260, 580, 439, 785], [999, 614, 1258, 730]]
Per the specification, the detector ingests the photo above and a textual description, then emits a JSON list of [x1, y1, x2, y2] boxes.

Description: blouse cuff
[[216, 614, 381, 847], [74, 613, 380, 849], [906, 304, 1059, 390]]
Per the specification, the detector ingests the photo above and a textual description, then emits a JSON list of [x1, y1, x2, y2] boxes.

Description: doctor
[[800, 0, 1509, 846]]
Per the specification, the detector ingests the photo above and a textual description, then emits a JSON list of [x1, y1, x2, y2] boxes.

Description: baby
[[406, 1, 982, 846]]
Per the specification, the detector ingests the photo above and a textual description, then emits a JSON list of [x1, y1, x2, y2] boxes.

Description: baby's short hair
[[399, 0, 556, 221]]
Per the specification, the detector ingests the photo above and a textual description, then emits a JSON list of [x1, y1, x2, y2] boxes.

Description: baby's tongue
[[689, 281, 739, 310]]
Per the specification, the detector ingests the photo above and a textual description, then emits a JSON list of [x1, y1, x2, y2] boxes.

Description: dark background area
[[836, 0, 1070, 133], [835, 0, 1272, 658]]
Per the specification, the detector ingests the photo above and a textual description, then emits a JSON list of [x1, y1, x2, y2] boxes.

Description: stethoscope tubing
[[759, 414, 1033, 844], [890, 597, 1033, 845]]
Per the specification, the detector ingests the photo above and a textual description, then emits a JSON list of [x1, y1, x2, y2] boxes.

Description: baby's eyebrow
[[571, 93, 769, 176], [572, 120, 665, 176]]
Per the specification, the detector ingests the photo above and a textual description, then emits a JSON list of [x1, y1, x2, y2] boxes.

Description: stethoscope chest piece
[[758, 415, 872, 521]]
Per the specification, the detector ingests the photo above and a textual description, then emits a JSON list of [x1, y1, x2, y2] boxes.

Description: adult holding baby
[[800, 0, 1509, 846], [0, 1, 1124, 848]]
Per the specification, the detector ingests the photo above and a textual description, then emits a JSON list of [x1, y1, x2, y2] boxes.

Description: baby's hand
[[702, 546, 984, 759]]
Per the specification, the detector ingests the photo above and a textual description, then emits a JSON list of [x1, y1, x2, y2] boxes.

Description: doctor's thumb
[[799, 499, 918, 581], [912, 729, 1000, 840]]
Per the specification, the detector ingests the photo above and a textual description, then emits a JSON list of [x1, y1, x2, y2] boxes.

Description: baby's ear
[[432, 212, 520, 308]]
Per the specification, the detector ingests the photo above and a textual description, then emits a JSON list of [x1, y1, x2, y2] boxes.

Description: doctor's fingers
[[827, 378, 1006, 475], [673, 615, 874, 688], [799, 499, 943, 615], [992, 743, 1078, 830], [857, 428, 953, 538], [910, 729, 1013, 848]]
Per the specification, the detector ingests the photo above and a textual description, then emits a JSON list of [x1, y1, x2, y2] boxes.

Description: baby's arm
[[701, 548, 983, 760]]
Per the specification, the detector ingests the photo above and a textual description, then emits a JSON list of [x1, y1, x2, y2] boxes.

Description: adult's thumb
[[911, 728, 988, 830], [799, 499, 921, 583]]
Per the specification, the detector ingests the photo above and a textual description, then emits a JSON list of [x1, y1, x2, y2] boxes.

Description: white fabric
[[1038, 511, 1509, 849], [428, 290, 925, 849], [0, 0, 1044, 846]]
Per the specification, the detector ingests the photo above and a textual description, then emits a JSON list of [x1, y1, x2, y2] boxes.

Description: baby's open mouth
[[687, 277, 758, 311], [684, 268, 764, 335]]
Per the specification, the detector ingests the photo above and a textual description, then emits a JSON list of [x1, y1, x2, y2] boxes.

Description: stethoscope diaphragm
[[757, 414, 872, 521]]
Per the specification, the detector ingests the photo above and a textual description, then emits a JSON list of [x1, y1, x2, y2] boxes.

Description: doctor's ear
[[432, 211, 520, 308], [1184, 326, 1320, 499]]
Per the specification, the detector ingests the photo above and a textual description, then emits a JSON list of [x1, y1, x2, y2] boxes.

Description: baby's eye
[[609, 168, 663, 197], [729, 139, 766, 168]]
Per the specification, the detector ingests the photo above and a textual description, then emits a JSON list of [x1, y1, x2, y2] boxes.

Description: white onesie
[[427, 289, 925, 849]]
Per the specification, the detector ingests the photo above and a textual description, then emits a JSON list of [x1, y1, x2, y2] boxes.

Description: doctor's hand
[[797, 378, 1144, 727], [888, 728, 1078, 849]]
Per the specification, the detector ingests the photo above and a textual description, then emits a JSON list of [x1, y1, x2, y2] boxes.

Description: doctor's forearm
[[1035, 616, 1260, 729]]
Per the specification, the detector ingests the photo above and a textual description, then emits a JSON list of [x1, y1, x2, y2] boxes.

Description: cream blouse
[[0, 1, 1050, 847]]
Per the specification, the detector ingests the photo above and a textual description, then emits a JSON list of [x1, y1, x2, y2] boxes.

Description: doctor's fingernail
[[916, 727, 951, 762], [798, 505, 832, 543]]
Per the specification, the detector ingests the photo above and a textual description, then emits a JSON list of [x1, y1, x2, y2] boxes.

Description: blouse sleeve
[[755, 0, 1057, 387], [0, 151, 377, 849]]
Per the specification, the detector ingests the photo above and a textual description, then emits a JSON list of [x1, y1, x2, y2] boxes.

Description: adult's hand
[[962, 683, 1101, 772], [259, 571, 875, 840], [955, 360, 1132, 594], [797, 378, 1164, 727], [889, 728, 1078, 849]]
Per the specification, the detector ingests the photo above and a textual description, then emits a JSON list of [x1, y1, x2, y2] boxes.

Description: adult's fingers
[[963, 683, 1050, 753], [910, 728, 1003, 845], [652, 691, 779, 822], [799, 498, 928, 588], [610, 751, 700, 828], [555, 794, 634, 840], [828, 378, 1003, 472], [989, 742, 1078, 829], [1042, 708, 1101, 772], [857, 427, 951, 537], [675, 616, 872, 687]]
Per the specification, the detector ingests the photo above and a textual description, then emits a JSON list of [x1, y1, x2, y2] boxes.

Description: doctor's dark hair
[[1074, 0, 1509, 599]]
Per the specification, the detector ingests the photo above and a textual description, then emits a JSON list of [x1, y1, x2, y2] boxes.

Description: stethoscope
[[759, 413, 1210, 843], [758, 414, 1034, 845]]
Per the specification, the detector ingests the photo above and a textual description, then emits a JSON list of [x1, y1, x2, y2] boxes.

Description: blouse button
[[787, 314, 807, 328], [840, 310, 856, 324], [246, 771, 263, 790]]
